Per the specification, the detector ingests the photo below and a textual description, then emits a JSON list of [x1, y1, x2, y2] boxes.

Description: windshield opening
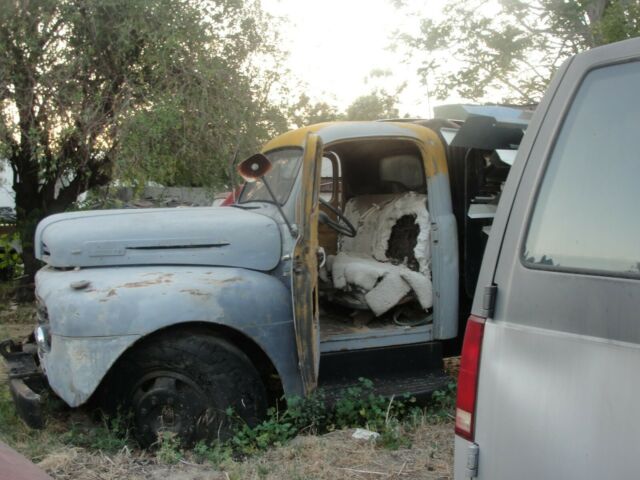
[[238, 147, 303, 205]]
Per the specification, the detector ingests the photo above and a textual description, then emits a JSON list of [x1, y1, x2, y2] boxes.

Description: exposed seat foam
[[328, 192, 432, 316]]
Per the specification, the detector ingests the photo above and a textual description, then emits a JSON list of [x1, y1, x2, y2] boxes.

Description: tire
[[115, 329, 267, 448]]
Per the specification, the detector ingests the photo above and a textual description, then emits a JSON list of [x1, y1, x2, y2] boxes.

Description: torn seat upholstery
[[327, 192, 432, 316]]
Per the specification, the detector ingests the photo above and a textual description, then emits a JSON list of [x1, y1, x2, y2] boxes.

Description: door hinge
[[481, 284, 497, 318], [430, 222, 439, 244], [466, 442, 479, 478]]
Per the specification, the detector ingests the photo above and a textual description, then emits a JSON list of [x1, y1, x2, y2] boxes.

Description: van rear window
[[524, 61, 640, 277]]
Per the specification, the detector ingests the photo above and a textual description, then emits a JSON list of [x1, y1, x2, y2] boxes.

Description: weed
[[229, 388, 330, 455], [227, 378, 434, 454], [193, 439, 233, 466], [333, 378, 387, 430], [231, 407, 297, 455], [156, 431, 183, 464], [379, 419, 412, 450], [285, 388, 329, 434], [62, 411, 133, 453], [426, 382, 456, 422]]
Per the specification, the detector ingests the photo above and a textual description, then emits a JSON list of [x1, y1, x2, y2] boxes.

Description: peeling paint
[[120, 273, 174, 288], [202, 276, 242, 286], [179, 289, 213, 298]]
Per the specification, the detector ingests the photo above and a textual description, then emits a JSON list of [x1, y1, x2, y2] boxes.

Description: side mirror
[[238, 154, 272, 182]]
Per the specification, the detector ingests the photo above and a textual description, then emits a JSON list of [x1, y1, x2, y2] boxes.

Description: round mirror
[[237, 153, 272, 182]]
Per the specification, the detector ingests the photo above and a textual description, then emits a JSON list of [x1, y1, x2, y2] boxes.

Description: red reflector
[[455, 314, 486, 441]]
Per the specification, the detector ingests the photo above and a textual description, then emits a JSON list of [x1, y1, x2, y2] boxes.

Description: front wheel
[[116, 330, 267, 447]]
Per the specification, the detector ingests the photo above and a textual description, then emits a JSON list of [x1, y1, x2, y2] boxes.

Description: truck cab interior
[[315, 138, 434, 354]]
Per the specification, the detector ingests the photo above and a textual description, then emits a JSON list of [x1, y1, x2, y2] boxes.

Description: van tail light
[[455, 314, 486, 441]]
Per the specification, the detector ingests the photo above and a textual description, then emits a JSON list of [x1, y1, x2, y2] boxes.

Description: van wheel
[[118, 330, 267, 448]]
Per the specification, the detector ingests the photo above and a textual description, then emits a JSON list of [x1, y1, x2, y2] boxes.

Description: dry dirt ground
[[0, 297, 457, 480]]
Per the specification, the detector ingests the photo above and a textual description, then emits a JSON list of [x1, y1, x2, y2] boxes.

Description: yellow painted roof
[[261, 121, 448, 176]]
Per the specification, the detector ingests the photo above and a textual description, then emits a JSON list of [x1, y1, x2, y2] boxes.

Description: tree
[[0, 0, 286, 285], [345, 89, 401, 120], [394, 0, 640, 103], [287, 93, 342, 128]]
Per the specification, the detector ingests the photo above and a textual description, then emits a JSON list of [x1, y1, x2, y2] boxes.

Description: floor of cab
[[319, 310, 433, 353]]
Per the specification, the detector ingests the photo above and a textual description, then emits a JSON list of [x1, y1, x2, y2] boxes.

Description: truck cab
[[2, 112, 528, 447]]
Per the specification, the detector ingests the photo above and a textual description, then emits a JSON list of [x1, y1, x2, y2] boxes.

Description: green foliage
[[193, 440, 233, 466], [156, 432, 183, 464], [231, 408, 298, 454], [394, 0, 640, 103], [0, 233, 22, 280], [379, 419, 412, 450], [333, 378, 390, 430], [345, 90, 401, 121], [0, 0, 290, 278], [287, 94, 343, 128], [62, 412, 133, 453], [596, 1, 640, 43], [285, 388, 330, 433], [427, 382, 457, 422], [226, 378, 452, 455]]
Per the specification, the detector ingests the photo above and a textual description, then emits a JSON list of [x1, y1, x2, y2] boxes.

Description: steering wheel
[[319, 198, 357, 237]]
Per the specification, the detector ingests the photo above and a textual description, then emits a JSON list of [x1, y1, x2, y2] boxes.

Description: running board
[[318, 341, 449, 402], [319, 370, 452, 403]]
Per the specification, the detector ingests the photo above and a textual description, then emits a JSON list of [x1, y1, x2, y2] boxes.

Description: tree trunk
[[15, 218, 40, 302], [13, 169, 44, 302]]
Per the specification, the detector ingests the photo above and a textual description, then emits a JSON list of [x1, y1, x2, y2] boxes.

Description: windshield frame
[[237, 146, 304, 206]]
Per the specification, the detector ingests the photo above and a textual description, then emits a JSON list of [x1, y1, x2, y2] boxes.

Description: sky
[[261, 0, 451, 118]]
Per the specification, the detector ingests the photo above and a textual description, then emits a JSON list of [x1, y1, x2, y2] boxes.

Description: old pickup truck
[[1, 106, 530, 446]]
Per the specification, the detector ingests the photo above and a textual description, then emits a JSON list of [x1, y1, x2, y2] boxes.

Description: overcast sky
[[261, 0, 452, 117]]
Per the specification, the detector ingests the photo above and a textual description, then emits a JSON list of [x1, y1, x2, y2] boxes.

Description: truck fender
[[36, 266, 303, 407]]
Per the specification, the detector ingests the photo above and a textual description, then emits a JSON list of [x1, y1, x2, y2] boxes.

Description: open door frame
[[292, 133, 323, 394]]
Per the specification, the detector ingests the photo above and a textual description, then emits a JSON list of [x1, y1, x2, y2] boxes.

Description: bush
[[0, 233, 22, 281]]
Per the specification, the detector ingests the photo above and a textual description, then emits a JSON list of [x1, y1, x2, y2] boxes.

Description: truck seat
[[327, 192, 432, 316]]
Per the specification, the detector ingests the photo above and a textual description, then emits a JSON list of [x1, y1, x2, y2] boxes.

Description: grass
[[149, 378, 457, 468]]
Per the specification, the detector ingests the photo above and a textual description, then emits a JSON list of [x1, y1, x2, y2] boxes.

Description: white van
[[453, 37, 640, 479]]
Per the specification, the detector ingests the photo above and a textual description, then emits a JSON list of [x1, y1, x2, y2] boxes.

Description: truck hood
[[35, 207, 282, 271]]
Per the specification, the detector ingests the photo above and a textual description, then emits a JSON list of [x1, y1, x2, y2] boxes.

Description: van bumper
[[454, 435, 478, 479], [0, 339, 46, 429]]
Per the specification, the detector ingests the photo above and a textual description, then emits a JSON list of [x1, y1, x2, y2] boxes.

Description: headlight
[[34, 325, 51, 352]]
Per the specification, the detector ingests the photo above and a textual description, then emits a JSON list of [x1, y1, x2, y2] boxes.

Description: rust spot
[[203, 276, 242, 286], [120, 273, 174, 288], [180, 289, 212, 298]]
